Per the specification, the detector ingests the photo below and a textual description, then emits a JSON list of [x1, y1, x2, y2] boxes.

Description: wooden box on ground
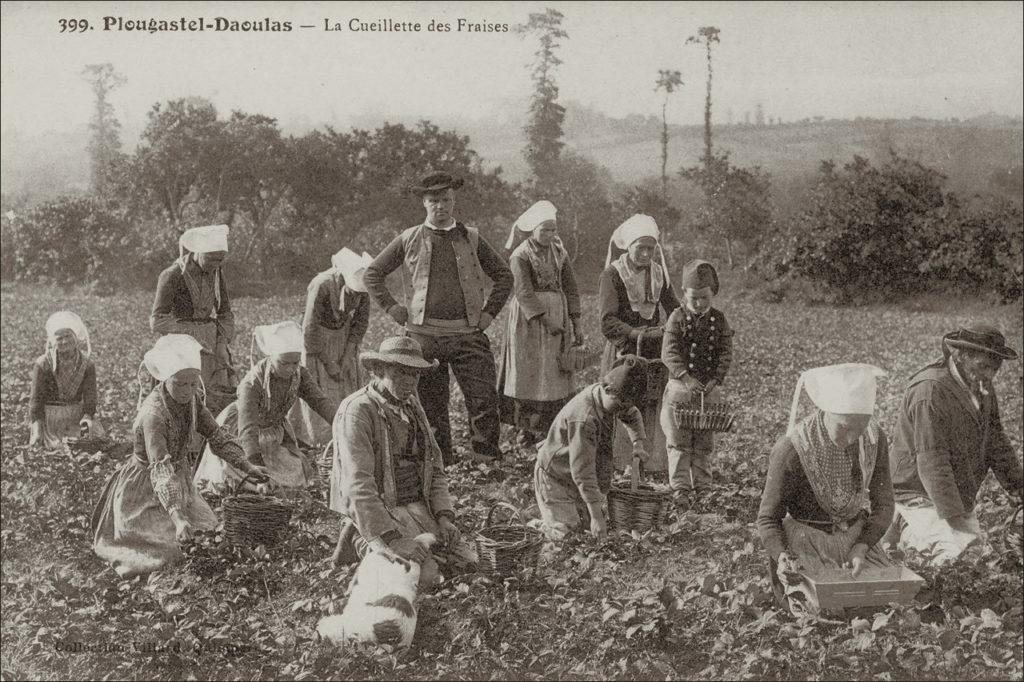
[[801, 566, 925, 609]]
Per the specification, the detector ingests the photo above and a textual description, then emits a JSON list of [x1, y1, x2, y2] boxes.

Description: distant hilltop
[[2, 101, 1021, 204], [461, 103, 1024, 194]]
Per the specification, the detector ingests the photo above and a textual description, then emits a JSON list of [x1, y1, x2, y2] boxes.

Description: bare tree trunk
[[704, 41, 713, 170], [661, 101, 669, 197], [724, 236, 734, 269]]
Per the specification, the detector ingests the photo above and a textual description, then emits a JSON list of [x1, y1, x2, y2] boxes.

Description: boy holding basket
[[660, 260, 734, 494]]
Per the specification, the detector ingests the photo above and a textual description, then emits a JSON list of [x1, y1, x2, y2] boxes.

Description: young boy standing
[[660, 260, 734, 494], [533, 357, 650, 540]]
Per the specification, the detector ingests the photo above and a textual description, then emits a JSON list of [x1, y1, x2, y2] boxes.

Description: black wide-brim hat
[[942, 324, 1019, 360], [411, 171, 464, 196]]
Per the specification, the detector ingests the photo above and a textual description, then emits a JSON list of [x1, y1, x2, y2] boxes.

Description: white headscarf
[[178, 224, 229, 257], [787, 363, 887, 433], [250, 320, 303, 364], [143, 334, 204, 382], [45, 311, 91, 356], [604, 214, 662, 267], [606, 215, 668, 321], [505, 200, 557, 249], [331, 248, 373, 294]]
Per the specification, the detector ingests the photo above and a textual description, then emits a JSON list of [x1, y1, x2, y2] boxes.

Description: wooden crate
[[801, 566, 925, 609]]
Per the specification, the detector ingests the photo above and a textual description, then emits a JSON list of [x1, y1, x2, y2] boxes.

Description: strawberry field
[[1, 281, 1022, 680]]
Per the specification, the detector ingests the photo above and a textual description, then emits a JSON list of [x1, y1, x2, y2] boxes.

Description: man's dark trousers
[[409, 330, 500, 465]]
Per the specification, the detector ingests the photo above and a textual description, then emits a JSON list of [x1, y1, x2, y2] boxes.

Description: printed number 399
[[58, 19, 90, 32]]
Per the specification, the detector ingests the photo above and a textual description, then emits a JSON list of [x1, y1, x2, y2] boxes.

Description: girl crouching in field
[[92, 334, 269, 578], [195, 320, 338, 492], [28, 311, 104, 449]]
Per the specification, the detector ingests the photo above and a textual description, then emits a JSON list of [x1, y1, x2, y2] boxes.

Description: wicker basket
[[635, 332, 668, 403], [607, 458, 671, 533], [672, 393, 736, 432], [65, 435, 129, 455], [222, 472, 293, 547], [558, 344, 601, 373], [475, 502, 544, 577]]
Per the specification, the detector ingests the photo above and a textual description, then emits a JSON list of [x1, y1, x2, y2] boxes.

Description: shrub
[[764, 151, 1023, 303]]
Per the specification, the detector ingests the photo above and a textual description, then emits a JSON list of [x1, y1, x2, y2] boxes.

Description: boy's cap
[[602, 355, 649, 407], [680, 259, 719, 295]]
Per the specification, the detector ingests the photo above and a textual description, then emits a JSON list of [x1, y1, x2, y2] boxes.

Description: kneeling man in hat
[[889, 325, 1023, 564], [329, 336, 477, 585]]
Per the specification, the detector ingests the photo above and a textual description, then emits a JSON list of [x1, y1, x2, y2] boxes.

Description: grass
[[1, 282, 1021, 680]]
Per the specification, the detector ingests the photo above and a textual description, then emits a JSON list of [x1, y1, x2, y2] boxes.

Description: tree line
[[1, 9, 1020, 303]]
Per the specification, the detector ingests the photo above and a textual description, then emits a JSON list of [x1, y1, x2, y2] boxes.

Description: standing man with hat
[[888, 325, 1023, 564], [363, 171, 513, 465], [150, 224, 237, 416], [330, 336, 477, 585]]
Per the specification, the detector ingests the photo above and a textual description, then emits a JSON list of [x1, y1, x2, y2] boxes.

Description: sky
[[1, 0, 1022, 141]]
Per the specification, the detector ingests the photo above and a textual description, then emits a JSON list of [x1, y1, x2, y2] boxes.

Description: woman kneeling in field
[[28, 311, 105, 449], [195, 321, 338, 492], [92, 334, 269, 578], [757, 363, 895, 611]]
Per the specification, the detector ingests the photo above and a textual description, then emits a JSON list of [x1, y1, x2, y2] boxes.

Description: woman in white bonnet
[[28, 311, 105, 448], [598, 215, 679, 475], [288, 248, 371, 447], [497, 200, 583, 447], [92, 334, 269, 578], [195, 321, 339, 492], [149, 224, 237, 416], [756, 363, 896, 610]]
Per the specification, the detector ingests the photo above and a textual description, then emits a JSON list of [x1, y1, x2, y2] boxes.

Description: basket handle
[[232, 470, 262, 497], [484, 502, 523, 529], [635, 328, 644, 356], [631, 455, 640, 492]]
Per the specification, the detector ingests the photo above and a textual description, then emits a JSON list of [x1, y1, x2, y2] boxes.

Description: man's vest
[[399, 223, 490, 327]]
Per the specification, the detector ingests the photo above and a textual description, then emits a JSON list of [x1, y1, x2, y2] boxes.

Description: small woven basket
[[607, 457, 671, 533], [634, 332, 669, 403], [222, 472, 293, 547], [558, 344, 601, 373], [65, 435, 129, 455], [475, 502, 544, 577], [671, 393, 735, 432]]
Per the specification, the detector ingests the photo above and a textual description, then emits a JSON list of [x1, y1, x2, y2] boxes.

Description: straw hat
[[360, 336, 438, 371]]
